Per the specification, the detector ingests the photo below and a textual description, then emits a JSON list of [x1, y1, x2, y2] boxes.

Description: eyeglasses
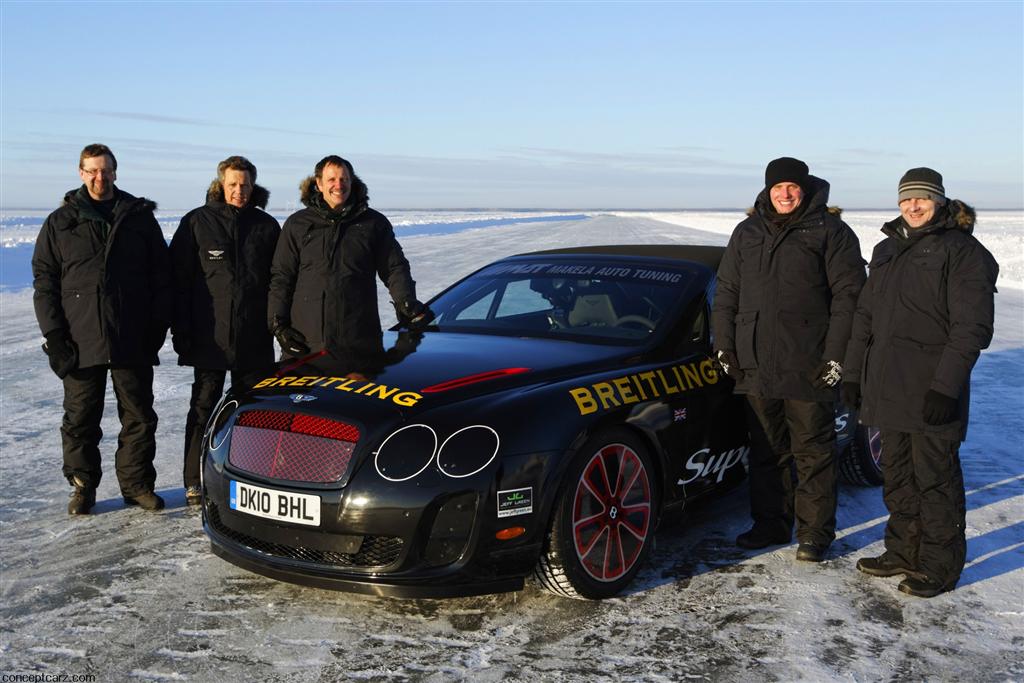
[[81, 168, 114, 178]]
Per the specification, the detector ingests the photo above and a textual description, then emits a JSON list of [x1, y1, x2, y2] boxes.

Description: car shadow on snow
[[626, 448, 1023, 595]]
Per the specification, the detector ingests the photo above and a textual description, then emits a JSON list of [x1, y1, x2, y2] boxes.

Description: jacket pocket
[[739, 244, 762, 274], [777, 310, 828, 370], [868, 253, 893, 293], [291, 288, 325, 346], [880, 336, 944, 403], [61, 288, 102, 349], [735, 310, 758, 369], [211, 295, 233, 352]]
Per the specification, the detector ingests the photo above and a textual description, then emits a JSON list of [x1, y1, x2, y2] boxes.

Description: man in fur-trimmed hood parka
[[843, 168, 999, 598], [170, 155, 281, 505], [712, 157, 866, 563], [267, 155, 428, 362]]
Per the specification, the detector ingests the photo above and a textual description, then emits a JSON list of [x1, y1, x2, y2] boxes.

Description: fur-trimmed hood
[[946, 199, 977, 231], [61, 186, 157, 213], [746, 204, 842, 217], [883, 199, 977, 238], [747, 175, 838, 220], [205, 180, 270, 209], [299, 172, 369, 211]]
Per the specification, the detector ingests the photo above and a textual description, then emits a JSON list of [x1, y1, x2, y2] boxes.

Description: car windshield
[[427, 258, 702, 345]]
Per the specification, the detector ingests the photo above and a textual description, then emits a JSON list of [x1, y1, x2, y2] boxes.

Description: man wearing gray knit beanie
[[842, 168, 999, 598]]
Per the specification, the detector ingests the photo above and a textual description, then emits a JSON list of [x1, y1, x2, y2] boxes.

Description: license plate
[[229, 480, 321, 527]]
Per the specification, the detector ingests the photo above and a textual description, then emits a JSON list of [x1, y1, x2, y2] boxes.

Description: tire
[[839, 423, 883, 487], [534, 429, 659, 599]]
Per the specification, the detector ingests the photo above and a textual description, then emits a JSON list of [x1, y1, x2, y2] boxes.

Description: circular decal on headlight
[[436, 425, 499, 479], [207, 400, 238, 451], [374, 424, 438, 482]]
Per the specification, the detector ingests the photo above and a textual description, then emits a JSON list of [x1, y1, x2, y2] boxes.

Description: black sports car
[[202, 245, 877, 599]]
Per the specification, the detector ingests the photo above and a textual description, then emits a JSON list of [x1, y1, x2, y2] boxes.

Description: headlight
[[436, 425, 499, 478], [374, 424, 438, 482]]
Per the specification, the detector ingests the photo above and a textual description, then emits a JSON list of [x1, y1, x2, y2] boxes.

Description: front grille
[[208, 503, 403, 568], [228, 410, 359, 483]]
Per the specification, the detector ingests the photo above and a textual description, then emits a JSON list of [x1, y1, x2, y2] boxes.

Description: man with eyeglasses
[[32, 143, 172, 515]]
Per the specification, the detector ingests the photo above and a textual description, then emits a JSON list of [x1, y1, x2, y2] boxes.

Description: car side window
[[453, 290, 497, 321], [495, 280, 551, 318]]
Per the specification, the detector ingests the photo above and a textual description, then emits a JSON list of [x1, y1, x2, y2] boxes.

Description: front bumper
[[202, 460, 542, 598]]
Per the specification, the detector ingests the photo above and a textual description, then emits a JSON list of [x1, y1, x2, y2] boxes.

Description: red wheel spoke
[[620, 457, 642, 499], [578, 524, 609, 561], [580, 476, 608, 506], [573, 511, 604, 533], [618, 517, 649, 542], [594, 448, 615, 498], [608, 525, 626, 579]]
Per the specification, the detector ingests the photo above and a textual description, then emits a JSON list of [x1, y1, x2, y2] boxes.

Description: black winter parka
[[170, 183, 281, 370], [712, 177, 866, 401], [268, 174, 416, 358], [32, 186, 172, 369], [843, 201, 998, 440]]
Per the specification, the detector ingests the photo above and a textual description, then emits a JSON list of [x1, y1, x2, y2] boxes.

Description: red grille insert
[[229, 410, 360, 483]]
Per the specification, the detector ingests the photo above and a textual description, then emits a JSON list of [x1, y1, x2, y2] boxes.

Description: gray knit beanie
[[898, 168, 946, 204]]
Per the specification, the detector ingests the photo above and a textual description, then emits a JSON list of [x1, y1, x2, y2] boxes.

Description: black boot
[[856, 554, 915, 577], [796, 542, 829, 563], [123, 491, 165, 511], [898, 575, 953, 598], [67, 477, 96, 515]]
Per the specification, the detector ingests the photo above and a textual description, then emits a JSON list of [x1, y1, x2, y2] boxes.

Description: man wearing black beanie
[[843, 168, 998, 597], [712, 157, 865, 562]]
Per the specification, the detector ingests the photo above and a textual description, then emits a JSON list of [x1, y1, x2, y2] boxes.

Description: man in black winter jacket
[[268, 155, 428, 360], [170, 156, 281, 505], [32, 144, 172, 514], [843, 168, 998, 598], [712, 157, 865, 561]]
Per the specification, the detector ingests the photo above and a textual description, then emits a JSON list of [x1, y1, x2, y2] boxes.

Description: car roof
[[515, 244, 724, 270]]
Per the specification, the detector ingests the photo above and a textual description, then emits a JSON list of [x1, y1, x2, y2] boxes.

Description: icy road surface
[[1, 212, 1022, 681]]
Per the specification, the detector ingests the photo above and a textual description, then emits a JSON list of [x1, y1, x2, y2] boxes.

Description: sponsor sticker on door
[[497, 487, 533, 518]]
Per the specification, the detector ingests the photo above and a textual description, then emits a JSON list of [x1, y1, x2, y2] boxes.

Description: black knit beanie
[[764, 157, 809, 190], [898, 167, 946, 204]]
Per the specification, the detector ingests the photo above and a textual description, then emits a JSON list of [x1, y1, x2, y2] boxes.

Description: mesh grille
[[236, 410, 361, 442], [229, 427, 354, 483], [208, 503, 403, 568], [228, 410, 360, 484]]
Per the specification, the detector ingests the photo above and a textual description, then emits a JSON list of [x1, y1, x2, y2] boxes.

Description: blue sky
[[1, 1, 1021, 209]]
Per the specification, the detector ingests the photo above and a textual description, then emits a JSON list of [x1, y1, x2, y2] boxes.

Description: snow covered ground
[[1, 210, 1021, 681]]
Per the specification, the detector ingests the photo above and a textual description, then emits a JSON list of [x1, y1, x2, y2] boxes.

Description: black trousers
[[880, 430, 966, 588], [744, 396, 838, 546], [182, 368, 260, 487], [61, 365, 157, 497]]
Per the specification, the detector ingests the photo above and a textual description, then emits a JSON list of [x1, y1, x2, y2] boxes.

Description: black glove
[[923, 389, 959, 425], [172, 334, 193, 357], [811, 359, 843, 389], [390, 331, 422, 359], [715, 350, 745, 382], [841, 381, 861, 409], [395, 300, 433, 330], [43, 329, 78, 379], [271, 319, 310, 356]]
